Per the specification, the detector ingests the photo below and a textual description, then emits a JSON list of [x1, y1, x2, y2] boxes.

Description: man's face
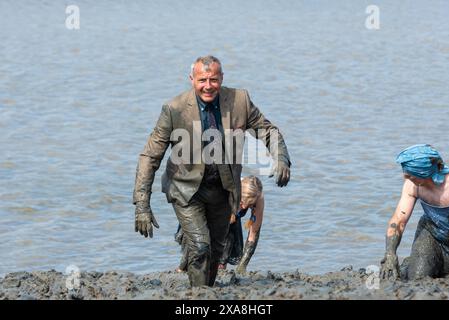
[[190, 62, 223, 103]]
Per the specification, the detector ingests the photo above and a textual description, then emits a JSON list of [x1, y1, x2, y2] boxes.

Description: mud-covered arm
[[133, 104, 173, 205], [386, 179, 417, 254], [380, 179, 417, 279], [245, 91, 290, 166], [245, 91, 291, 186], [250, 192, 265, 232]]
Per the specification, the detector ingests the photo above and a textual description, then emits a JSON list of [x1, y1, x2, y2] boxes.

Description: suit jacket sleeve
[[133, 104, 173, 204], [244, 90, 291, 167]]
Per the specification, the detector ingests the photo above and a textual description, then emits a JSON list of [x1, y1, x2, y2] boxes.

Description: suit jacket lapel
[[186, 88, 201, 123], [186, 89, 202, 162]]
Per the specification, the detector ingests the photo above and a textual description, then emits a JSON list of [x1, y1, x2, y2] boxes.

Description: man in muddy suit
[[380, 144, 449, 280], [133, 55, 291, 287]]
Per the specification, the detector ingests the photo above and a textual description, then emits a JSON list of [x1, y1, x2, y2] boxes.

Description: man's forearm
[[263, 128, 291, 167], [133, 155, 158, 204], [245, 94, 291, 166], [133, 103, 172, 204]]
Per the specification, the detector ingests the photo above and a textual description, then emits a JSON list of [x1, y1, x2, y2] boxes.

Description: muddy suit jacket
[[133, 86, 291, 213]]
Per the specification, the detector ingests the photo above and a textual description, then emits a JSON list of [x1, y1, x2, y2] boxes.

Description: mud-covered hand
[[380, 253, 399, 280], [135, 201, 159, 238], [269, 160, 290, 187]]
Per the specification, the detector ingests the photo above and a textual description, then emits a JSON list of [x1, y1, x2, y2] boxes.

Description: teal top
[[420, 200, 449, 250]]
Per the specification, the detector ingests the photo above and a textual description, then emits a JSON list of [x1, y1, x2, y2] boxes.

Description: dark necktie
[[204, 105, 221, 181], [204, 105, 234, 191], [206, 105, 221, 150], [206, 105, 217, 130]]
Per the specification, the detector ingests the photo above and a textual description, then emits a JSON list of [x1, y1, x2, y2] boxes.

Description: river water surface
[[1, 0, 449, 276]]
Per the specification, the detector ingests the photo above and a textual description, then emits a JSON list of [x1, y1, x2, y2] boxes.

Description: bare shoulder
[[402, 179, 418, 199]]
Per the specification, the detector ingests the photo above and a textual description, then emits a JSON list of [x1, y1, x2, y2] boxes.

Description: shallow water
[[1, 0, 449, 276]]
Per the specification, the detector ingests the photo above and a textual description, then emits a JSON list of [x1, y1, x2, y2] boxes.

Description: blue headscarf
[[396, 144, 449, 185]]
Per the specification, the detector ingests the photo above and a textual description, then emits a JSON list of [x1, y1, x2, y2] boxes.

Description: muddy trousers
[[219, 218, 244, 266], [402, 217, 449, 280], [173, 182, 231, 287]]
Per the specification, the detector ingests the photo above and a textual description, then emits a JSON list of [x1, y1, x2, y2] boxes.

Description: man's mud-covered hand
[[135, 201, 159, 238], [380, 253, 399, 280], [269, 161, 290, 187]]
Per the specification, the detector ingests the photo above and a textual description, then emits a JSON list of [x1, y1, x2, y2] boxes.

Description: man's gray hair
[[190, 55, 223, 76]]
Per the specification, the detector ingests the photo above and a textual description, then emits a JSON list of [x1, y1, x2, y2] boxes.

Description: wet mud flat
[[1, 266, 449, 300]]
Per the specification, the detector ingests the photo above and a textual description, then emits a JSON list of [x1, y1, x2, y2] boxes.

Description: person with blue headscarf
[[380, 144, 449, 280]]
